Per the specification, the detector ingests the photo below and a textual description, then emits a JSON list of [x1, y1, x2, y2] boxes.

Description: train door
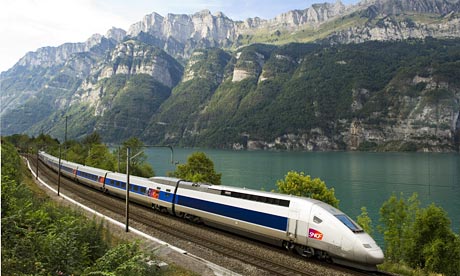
[[287, 201, 300, 242]]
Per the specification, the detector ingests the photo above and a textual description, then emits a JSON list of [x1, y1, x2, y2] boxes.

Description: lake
[[146, 148, 460, 245]]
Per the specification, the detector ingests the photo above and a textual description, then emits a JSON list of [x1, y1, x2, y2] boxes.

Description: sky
[[0, 0, 357, 73]]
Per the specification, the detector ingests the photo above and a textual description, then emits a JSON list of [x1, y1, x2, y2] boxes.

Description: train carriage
[[104, 174, 177, 212], [173, 182, 292, 243], [39, 151, 79, 180], [75, 165, 107, 190]]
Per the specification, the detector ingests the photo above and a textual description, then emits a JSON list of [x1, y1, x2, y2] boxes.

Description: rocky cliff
[[143, 40, 459, 152], [1, 0, 459, 152]]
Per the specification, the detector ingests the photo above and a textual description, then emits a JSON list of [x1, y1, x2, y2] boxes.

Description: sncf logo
[[308, 228, 323, 240]]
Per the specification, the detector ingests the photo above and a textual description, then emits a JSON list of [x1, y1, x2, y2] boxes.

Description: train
[[39, 151, 384, 271]]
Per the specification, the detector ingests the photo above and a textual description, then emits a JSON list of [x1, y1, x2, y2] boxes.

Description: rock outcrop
[[1, 0, 459, 151]]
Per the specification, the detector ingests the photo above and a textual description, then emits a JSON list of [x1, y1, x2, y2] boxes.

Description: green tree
[[82, 131, 102, 146], [65, 140, 87, 164], [115, 137, 155, 177], [378, 193, 420, 263], [170, 152, 222, 184], [276, 171, 339, 208], [406, 204, 460, 275], [85, 144, 116, 171], [357, 206, 373, 235]]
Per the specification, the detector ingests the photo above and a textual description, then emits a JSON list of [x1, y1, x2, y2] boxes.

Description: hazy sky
[[0, 0, 357, 73]]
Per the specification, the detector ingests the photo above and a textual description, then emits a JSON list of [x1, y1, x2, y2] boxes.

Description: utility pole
[[64, 115, 68, 159], [124, 147, 145, 232], [125, 147, 130, 232], [36, 149, 39, 180], [118, 146, 121, 173], [58, 145, 62, 196]]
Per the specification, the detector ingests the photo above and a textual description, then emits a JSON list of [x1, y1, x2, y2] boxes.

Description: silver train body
[[39, 151, 384, 270]]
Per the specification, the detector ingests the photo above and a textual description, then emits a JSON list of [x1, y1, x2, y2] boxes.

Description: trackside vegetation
[[376, 193, 460, 276], [1, 140, 137, 274], [5, 133, 154, 177], [1, 139, 192, 275]]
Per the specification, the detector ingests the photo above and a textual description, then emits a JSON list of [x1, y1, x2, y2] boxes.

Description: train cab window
[[335, 214, 364, 233], [313, 216, 323, 224]]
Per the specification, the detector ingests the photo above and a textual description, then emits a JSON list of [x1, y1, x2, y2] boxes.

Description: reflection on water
[[146, 148, 460, 245]]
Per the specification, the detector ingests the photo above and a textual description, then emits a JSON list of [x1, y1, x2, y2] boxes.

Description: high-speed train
[[39, 151, 384, 271]]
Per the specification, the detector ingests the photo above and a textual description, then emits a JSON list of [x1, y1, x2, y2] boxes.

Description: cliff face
[[343, 72, 460, 152], [1, 0, 459, 151], [145, 40, 459, 152], [73, 40, 183, 117]]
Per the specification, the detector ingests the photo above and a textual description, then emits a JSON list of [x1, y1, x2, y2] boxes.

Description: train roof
[[208, 184, 329, 208], [150, 177, 330, 208]]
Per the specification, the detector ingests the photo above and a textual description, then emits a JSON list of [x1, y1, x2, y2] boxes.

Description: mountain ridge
[[4, 0, 459, 74], [1, 0, 459, 152]]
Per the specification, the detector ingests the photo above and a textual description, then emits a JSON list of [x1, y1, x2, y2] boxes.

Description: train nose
[[367, 248, 384, 264]]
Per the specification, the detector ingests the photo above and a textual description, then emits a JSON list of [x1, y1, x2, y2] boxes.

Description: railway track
[[28, 156, 374, 276]]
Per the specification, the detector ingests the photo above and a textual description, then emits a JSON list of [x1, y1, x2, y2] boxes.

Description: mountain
[[1, 0, 459, 152], [142, 39, 460, 151]]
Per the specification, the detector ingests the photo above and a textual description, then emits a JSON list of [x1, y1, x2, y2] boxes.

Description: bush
[[170, 152, 222, 184], [1, 140, 109, 275], [276, 171, 339, 208], [378, 193, 460, 275], [83, 242, 159, 276]]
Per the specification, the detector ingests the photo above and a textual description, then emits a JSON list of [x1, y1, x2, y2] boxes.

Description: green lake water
[[146, 148, 460, 245]]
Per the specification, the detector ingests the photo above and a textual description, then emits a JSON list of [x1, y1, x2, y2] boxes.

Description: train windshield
[[335, 214, 364, 233]]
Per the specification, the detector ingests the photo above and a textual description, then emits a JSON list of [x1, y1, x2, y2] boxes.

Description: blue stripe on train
[[175, 195, 288, 231], [103, 178, 174, 200], [159, 191, 173, 202]]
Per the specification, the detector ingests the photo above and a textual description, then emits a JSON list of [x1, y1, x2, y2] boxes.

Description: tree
[[170, 152, 222, 184], [357, 206, 373, 235], [378, 193, 416, 262], [85, 144, 116, 171], [406, 204, 460, 275], [82, 131, 102, 146], [276, 171, 339, 208], [115, 137, 155, 177]]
